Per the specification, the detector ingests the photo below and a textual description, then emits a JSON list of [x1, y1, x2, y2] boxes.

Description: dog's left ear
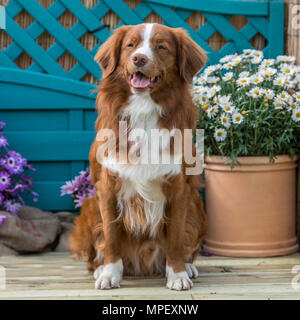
[[175, 28, 207, 83], [95, 26, 130, 78]]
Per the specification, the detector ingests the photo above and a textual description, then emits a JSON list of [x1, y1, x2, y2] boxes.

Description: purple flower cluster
[[61, 168, 96, 208], [0, 122, 38, 216]]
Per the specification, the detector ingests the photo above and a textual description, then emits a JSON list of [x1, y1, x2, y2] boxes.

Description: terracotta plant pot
[[203, 155, 299, 257]]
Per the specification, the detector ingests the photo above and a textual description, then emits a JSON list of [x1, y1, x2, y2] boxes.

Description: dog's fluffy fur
[[70, 23, 207, 290]]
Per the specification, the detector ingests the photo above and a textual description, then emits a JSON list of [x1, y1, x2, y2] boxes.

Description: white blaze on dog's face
[[132, 23, 154, 60], [95, 23, 206, 94]]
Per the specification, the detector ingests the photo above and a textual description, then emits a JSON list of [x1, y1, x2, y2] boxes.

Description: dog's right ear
[[94, 26, 130, 78]]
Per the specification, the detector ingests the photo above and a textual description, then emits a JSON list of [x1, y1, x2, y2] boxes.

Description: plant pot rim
[[205, 154, 298, 165], [204, 155, 298, 172]]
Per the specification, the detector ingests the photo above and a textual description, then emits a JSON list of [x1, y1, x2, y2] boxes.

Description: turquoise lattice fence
[[0, 0, 285, 210]]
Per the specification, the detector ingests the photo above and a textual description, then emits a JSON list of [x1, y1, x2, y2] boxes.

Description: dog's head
[[95, 23, 206, 94]]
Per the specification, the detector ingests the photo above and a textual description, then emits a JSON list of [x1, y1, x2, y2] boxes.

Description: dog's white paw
[[185, 263, 199, 279], [166, 265, 193, 291], [93, 265, 104, 280], [94, 259, 123, 290]]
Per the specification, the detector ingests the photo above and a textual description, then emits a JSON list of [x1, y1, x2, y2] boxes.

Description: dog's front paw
[[166, 265, 193, 291], [94, 259, 123, 290], [185, 263, 199, 279]]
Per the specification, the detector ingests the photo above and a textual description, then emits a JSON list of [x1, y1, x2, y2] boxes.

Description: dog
[[70, 23, 207, 291]]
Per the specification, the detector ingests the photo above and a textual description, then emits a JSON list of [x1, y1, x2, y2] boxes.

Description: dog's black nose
[[132, 54, 149, 67]]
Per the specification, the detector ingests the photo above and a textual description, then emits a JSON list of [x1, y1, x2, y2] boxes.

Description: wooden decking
[[0, 252, 299, 300]]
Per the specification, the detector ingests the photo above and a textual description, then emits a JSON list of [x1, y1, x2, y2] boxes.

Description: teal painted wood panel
[[0, 0, 285, 211], [0, 69, 96, 211]]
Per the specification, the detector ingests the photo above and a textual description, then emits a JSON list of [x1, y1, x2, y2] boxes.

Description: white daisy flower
[[207, 76, 220, 84], [204, 65, 220, 76], [251, 74, 263, 85], [219, 54, 237, 64], [243, 49, 256, 55], [250, 51, 263, 64], [273, 76, 286, 86], [291, 108, 300, 122], [221, 102, 235, 113], [207, 105, 218, 118], [212, 85, 221, 93], [207, 88, 217, 99], [220, 113, 231, 128], [197, 75, 207, 84], [261, 67, 277, 80], [207, 86, 221, 99], [214, 128, 227, 142], [274, 97, 285, 109], [286, 94, 293, 105], [239, 71, 250, 78], [232, 112, 244, 124], [217, 95, 231, 105], [222, 72, 234, 81], [293, 92, 300, 102], [281, 64, 295, 76], [261, 59, 275, 67], [193, 85, 203, 93], [288, 102, 299, 112], [236, 77, 250, 87], [253, 50, 263, 58], [243, 49, 262, 59], [283, 78, 296, 89], [276, 55, 296, 64], [261, 89, 275, 100], [232, 56, 242, 66], [252, 56, 263, 64], [277, 91, 292, 103], [223, 62, 235, 69], [247, 87, 262, 98], [198, 94, 209, 105]]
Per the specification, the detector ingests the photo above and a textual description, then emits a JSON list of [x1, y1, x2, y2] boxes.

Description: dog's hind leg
[[183, 177, 207, 279]]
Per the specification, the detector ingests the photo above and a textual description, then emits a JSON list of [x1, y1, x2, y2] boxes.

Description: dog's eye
[[128, 43, 134, 48], [158, 45, 166, 50]]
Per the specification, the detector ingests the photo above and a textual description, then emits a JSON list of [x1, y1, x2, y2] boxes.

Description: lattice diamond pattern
[[0, 0, 282, 82]]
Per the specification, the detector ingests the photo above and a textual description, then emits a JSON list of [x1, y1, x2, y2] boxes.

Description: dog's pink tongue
[[131, 73, 150, 88]]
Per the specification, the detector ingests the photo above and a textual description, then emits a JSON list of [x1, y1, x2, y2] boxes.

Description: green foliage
[[194, 50, 300, 167]]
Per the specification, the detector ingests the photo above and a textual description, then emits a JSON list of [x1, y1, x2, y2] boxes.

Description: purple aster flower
[[0, 215, 7, 227], [61, 168, 96, 208], [0, 171, 11, 191], [3, 200, 21, 215], [0, 126, 37, 211], [74, 194, 87, 208], [4, 151, 26, 174], [61, 181, 77, 196], [0, 135, 8, 148]]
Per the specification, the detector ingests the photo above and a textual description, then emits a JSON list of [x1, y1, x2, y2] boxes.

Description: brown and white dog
[[70, 23, 207, 291]]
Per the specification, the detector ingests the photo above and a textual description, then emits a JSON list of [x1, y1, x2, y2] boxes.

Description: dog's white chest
[[101, 94, 181, 236], [101, 94, 181, 181]]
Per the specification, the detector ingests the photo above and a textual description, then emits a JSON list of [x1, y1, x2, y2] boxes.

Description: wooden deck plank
[[0, 253, 299, 300]]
